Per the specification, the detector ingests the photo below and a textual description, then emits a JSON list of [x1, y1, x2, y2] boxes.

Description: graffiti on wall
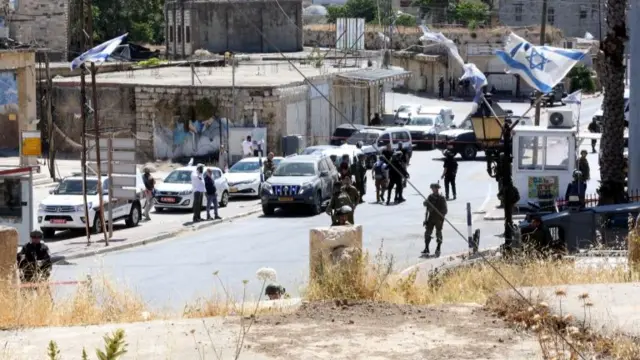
[[0, 71, 18, 150], [154, 116, 232, 160]]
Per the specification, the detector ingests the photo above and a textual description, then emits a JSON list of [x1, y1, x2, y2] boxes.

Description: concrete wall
[[51, 84, 137, 154], [497, 0, 604, 39], [332, 80, 367, 127], [0, 51, 37, 153], [167, 0, 303, 57], [10, 0, 69, 61]]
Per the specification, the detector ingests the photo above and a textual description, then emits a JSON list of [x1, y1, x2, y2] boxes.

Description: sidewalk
[[46, 199, 262, 262]]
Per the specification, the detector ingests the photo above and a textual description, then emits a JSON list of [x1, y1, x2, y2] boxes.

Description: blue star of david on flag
[[495, 33, 588, 94], [526, 48, 550, 71]]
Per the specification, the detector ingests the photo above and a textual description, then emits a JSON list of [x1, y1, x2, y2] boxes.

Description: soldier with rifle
[[352, 153, 367, 203], [326, 182, 354, 225], [263, 152, 276, 180], [422, 183, 448, 257]]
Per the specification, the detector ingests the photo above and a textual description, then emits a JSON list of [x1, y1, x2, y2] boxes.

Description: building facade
[[497, 0, 605, 39], [165, 0, 304, 58]]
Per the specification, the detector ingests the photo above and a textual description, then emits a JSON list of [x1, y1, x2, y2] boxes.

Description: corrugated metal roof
[[336, 68, 411, 82]]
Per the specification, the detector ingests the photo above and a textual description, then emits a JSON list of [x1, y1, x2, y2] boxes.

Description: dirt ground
[[241, 301, 542, 360], [1, 302, 543, 359]]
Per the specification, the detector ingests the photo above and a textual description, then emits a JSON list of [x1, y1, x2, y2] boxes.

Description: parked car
[[322, 146, 368, 190], [261, 154, 339, 215], [154, 166, 229, 212], [329, 124, 368, 146], [402, 113, 446, 150], [341, 126, 413, 167], [301, 145, 337, 155], [393, 104, 422, 125], [225, 156, 284, 198], [530, 83, 568, 107], [38, 172, 147, 238]]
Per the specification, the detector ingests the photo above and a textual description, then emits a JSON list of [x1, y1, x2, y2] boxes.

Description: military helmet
[[573, 170, 582, 178], [30, 229, 43, 238], [357, 152, 365, 158], [338, 205, 353, 214], [333, 182, 342, 189], [356, 141, 363, 149], [265, 283, 286, 296], [430, 182, 440, 189]]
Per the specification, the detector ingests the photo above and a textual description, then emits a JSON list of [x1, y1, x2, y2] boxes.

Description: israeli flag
[[70, 33, 128, 71], [418, 26, 487, 101], [495, 32, 588, 94], [563, 90, 582, 105]]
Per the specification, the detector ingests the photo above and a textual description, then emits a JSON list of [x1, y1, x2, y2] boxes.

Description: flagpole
[[90, 61, 109, 247], [80, 65, 91, 245]]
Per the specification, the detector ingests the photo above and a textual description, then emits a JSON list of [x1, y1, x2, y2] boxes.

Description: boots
[[422, 238, 431, 255], [435, 243, 442, 257]]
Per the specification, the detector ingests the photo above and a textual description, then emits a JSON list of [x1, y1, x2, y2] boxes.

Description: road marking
[[399, 182, 494, 276]]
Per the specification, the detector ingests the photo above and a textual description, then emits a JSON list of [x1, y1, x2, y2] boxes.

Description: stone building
[[165, 0, 304, 58], [7, 0, 69, 61], [50, 62, 408, 162], [497, 0, 605, 39]]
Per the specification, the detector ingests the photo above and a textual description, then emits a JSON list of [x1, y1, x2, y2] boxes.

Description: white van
[[340, 127, 413, 167], [592, 88, 629, 127]]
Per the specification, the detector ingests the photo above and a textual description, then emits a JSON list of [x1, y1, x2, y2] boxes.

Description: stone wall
[[303, 25, 565, 50], [11, 0, 69, 61], [51, 84, 137, 154]]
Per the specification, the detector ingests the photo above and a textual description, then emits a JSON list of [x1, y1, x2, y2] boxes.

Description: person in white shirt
[[191, 164, 206, 222], [242, 135, 253, 158]]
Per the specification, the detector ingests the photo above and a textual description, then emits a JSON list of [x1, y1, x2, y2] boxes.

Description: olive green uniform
[[263, 159, 276, 180], [352, 160, 367, 202], [342, 184, 359, 224], [326, 190, 354, 225], [424, 193, 448, 252]]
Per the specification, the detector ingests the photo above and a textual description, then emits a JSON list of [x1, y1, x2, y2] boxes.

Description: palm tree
[[597, 0, 628, 205]]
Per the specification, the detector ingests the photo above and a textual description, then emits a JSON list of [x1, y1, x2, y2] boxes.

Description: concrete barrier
[[309, 225, 363, 282], [0, 226, 18, 288]]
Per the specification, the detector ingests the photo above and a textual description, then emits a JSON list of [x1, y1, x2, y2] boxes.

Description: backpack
[[374, 162, 384, 179]]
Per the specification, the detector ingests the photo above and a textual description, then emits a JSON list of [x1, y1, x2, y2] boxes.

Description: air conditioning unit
[[547, 110, 575, 128]]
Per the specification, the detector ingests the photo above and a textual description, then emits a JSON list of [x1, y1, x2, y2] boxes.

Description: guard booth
[[511, 126, 576, 208], [0, 166, 35, 246]]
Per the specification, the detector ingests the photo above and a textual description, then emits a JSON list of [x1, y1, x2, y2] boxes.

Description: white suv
[[38, 173, 147, 238]]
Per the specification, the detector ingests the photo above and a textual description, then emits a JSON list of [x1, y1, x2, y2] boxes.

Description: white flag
[[495, 32, 588, 94], [70, 34, 128, 71], [563, 90, 582, 104], [418, 25, 487, 101]]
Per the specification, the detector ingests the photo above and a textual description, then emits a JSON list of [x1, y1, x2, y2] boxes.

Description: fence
[[555, 189, 640, 208]]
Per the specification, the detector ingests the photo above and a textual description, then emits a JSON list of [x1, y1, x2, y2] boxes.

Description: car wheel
[[262, 204, 274, 216], [461, 145, 477, 160], [41, 228, 56, 239], [155, 207, 164, 212], [219, 191, 229, 207], [92, 213, 103, 234], [125, 202, 141, 227], [310, 191, 322, 215]]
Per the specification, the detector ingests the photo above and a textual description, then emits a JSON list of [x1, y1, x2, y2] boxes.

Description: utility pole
[[628, 0, 640, 193], [534, 0, 548, 127], [79, 0, 85, 52], [230, 54, 235, 166], [44, 52, 55, 180], [86, 0, 93, 47], [80, 65, 91, 245], [90, 62, 108, 246]]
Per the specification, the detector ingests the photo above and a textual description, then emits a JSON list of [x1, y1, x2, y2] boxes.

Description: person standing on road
[[588, 118, 600, 153], [441, 150, 458, 200], [438, 77, 445, 99], [372, 156, 388, 203], [386, 151, 408, 205], [339, 154, 351, 180], [352, 153, 367, 203], [341, 176, 359, 224], [423, 183, 448, 257], [263, 152, 276, 180], [381, 143, 394, 165], [191, 164, 205, 222], [578, 150, 590, 186], [242, 135, 253, 158], [449, 77, 455, 96], [326, 182, 353, 225], [204, 168, 222, 220], [218, 144, 228, 172], [142, 167, 155, 221]]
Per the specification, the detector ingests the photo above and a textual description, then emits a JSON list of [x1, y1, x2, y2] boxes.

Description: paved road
[[51, 94, 605, 308]]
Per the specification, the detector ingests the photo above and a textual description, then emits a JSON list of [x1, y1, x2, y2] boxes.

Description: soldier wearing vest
[[326, 182, 354, 225], [341, 176, 360, 223], [333, 205, 353, 226], [423, 182, 448, 257], [352, 153, 367, 203]]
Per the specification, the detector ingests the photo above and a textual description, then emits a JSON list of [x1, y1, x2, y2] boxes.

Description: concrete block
[[309, 225, 362, 280], [0, 226, 19, 288]]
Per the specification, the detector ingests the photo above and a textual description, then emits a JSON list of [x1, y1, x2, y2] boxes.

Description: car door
[[319, 159, 333, 198], [212, 169, 225, 202], [103, 179, 126, 219]]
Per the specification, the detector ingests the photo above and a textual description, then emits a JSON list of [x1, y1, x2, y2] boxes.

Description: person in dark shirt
[[370, 113, 382, 126], [204, 169, 222, 220], [524, 215, 554, 258], [587, 118, 600, 153], [381, 143, 394, 165], [17, 230, 52, 283], [386, 151, 409, 204], [339, 154, 351, 180], [142, 167, 155, 221], [441, 150, 458, 200], [565, 170, 587, 209]]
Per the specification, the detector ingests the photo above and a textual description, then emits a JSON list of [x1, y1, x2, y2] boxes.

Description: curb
[[51, 208, 262, 263], [483, 213, 527, 221]]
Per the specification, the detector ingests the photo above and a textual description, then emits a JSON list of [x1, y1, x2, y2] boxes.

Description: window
[[515, 4, 523, 22], [0, 178, 22, 218], [580, 5, 587, 19], [378, 133, 391, 145], [547, 7, 555, 25], [177, 26, 182, 43], [324, 158, 336, 171], [318, 159, 328, 173], [543, 136, 570, 170], [591, 3, 598, 17], [185, 26, 191, 43], [169, 26, 174, 42], [213, 169, 222, 179], [518, 136, 544, 170]]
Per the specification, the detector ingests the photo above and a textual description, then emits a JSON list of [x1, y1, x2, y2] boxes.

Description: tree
[[88, 0, 164, 44], [454, 0, 489, 25], [326, 5, 347, 24], [413, 0, 431, 20], [343, 0, 377, 22], [597, 0, 628, 204], [567, 64, 596, 93]]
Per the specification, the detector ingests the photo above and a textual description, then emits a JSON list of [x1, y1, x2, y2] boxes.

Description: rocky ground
[[3, 302, 542, 359]]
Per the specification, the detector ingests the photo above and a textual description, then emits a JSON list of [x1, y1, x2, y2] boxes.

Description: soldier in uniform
[[339, 154, 351, 180], [263, 152, 276, 180], [334, 205, 353, 226], [422, 183, 448, 257], [352, 153, 367, 203], [441, 150, 458, 200], [326, 182, 354, 225], [577, 150, 590, 191], [341, 176, 360, 223]]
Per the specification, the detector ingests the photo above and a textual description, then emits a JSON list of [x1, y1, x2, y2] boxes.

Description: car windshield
[[407, 116, 435, 126], [229, 161, 260, 173], [347, 131, 379, 145], [164, 170, 193, 184], [57, 179, 99, 195], [302, 147, 327, 155], [397, 105, 414, 113], [273, 162, 316, 176]]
